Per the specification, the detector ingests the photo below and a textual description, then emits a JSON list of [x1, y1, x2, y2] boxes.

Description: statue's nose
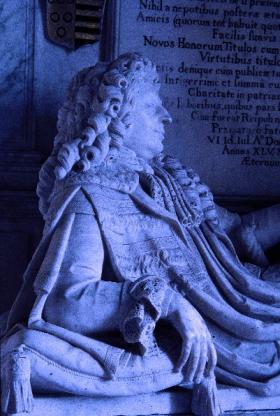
[[159, 106, 172, 124]]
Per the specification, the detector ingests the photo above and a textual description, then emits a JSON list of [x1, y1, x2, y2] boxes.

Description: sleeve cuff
[[119, 277, 174, 355]]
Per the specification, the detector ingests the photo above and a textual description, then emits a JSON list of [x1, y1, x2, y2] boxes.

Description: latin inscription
[[118, 0, 280, 196]]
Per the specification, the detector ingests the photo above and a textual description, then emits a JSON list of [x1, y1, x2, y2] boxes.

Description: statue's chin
[[145, 144, 165, 162], [140, 153, 162, 164], [123, 140, 164, 165]]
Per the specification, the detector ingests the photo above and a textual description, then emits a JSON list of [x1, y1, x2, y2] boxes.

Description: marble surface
[[0, 0, 100, 153], [4, 387, 280, 416], [0, 0, 34, 148], [34, 3, 100, 156]]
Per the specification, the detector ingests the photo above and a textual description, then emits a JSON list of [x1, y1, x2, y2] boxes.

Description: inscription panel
[[114, 0, 280, 197]]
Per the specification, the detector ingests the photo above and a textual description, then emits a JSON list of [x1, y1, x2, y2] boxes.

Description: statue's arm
[[215, 204, 241, 234], [240, 204, 280, 252], [215, 203, 266, 265], [40, 205, 216, 381], [41, 211, 128, 333], [215, 203, 280, 266], [41, 209, 175, 335]]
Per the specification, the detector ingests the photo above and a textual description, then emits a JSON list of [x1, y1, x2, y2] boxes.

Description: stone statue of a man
[[1, 53, 280, 416]]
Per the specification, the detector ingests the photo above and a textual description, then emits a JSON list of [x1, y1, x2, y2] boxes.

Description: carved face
[[124, 89, 172, 161]]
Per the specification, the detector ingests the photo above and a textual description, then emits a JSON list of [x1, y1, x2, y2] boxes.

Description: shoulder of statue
[[44, 185, 89, 226], [54, 162, 140, 195]]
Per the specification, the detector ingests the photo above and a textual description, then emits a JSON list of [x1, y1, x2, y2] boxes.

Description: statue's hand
[[166, 293, 217, 384]]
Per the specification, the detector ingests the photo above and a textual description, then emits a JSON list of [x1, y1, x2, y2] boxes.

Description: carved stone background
[[0, 0, 100, 313], [111, 0, 280, 203]]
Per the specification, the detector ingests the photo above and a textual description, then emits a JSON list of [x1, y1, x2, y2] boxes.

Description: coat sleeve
[[27, 189, 173, 349], [241, 204, 280, 252], [215, 204, 241, 234], [215, 204, 269, 267]]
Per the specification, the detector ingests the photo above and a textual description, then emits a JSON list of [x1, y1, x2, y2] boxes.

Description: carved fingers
[[183, 340, 201, 382], [175, 338, 192, 373], [179, 333, 217, 384], [193, 338, 207, 383], [167, 294, 217, 384], [179, 331, 216, 384], [205, 338, 217, 376]]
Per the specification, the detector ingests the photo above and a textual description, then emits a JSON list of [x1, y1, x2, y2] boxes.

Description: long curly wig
[[37, 53, 160, 218]]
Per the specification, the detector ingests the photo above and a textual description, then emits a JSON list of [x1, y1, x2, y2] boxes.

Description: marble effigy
[[1, 53, 280, 416]]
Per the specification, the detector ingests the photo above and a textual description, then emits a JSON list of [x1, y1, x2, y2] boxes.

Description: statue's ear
[[46, 0, 107, 49]]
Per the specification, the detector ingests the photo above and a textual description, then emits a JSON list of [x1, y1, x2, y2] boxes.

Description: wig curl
[[37, 53, 160, 218]]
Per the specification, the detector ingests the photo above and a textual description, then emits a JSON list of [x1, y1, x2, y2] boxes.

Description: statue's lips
[[154, 130, 165, 140], [203, 204, 216, 212]]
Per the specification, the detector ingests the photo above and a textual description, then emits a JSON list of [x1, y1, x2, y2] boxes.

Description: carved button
[[63, 12, 73, 23], [50, 12, 60, 23], [56, 26, 66, 38]]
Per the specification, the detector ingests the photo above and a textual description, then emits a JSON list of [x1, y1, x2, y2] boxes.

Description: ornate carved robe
[[2, 159, 280, 416]]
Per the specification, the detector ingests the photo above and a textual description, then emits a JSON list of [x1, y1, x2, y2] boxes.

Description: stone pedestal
[[4, 387, 280, 416]]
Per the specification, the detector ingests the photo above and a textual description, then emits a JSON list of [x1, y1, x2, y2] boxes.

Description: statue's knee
[[1, 345, 34, 415]]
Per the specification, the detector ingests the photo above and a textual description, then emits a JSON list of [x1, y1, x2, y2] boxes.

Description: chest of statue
[[83, 183, 206, 283]]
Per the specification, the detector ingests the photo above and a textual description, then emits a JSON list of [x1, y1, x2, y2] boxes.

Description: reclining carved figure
[[1, 53, 280, 416]]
